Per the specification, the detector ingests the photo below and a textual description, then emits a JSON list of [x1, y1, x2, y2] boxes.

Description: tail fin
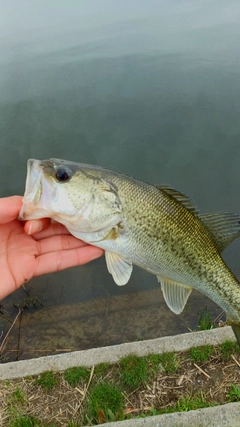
[[231, 323, 240, 347]]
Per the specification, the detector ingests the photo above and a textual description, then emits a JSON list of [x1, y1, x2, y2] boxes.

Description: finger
[[24, 218, 51, 235], [36, 234, 90, 254], [24, 219, 70, 238], [33, 245, 104, 277], [31, 222, 72, 240], [0, 196, 23, 223]]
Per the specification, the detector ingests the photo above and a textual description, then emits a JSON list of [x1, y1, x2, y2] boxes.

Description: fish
[[19, 158, 240, 345]]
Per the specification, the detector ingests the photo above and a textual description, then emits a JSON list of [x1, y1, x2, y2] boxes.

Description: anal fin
[[105, 251, 133, 286], [157, 276, 192, 314]]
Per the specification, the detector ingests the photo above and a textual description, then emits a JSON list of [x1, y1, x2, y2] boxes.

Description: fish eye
[[55, 166, 72, 182]]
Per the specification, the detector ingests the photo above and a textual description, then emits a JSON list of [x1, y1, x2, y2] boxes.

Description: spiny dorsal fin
[[157, 275, 192, 314], [199, 212, 240, 253], [156, 185, 198, 215]]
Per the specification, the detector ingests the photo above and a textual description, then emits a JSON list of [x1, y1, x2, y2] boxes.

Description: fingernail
[[27, 222, 43, 235], [27, 224, 33, 235]]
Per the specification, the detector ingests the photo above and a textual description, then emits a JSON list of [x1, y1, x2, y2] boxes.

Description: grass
[[119, 352, 179, 390], [94, 362, 110, 378], [35, 370, 59, 391], [157, 351, 179, 373], [64, 366, 90, 387], [198, 307, 214, 330], [120, 354, 148, 389], [144, 353, 162, 378], [175, 392, 217, 411], [1, 339, 240, 426], [228, 384, 240, 402], [9, 387, 25, 405], [220, 340, 239, 360], [9, 416, 42, 427], [189, 345, 213, 362], [86, 382, 123, 424]]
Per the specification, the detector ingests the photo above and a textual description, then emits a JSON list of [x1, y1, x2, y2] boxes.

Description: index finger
[[24, 218, 51, 235], [30, 221, 72, 240]]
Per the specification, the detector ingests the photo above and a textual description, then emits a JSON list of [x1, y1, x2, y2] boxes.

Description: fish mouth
[[18, 159, 45, 220]]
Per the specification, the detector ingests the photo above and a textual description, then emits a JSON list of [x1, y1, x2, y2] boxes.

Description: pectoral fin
[[157, 276, 192, 314], [105, 251, 133, 286]]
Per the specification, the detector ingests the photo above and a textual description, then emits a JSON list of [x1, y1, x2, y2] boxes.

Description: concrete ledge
[[98, 402, 240, 427], [0, 326, 236, 380]]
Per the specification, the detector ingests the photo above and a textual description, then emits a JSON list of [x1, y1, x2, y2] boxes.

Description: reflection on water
[[1, 0, 240, 361]]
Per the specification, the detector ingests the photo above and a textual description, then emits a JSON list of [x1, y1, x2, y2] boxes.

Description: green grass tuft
[[189, 345, 213, 362], [9, 415, 42, 427], [64, 366, 89, 387], [144, 354, 161, 372], [35, 371, 59, 391], [158, 352, 179, 374], [176, 392, 217, 411], [198, 307, 213, 330], [227, 384, 240, 402], [9, 387, 25, 405], [94, 362, 111, 378], [87, 381, 123, 423], [120, 354, 148, 389], [220, 340, 239, 361]]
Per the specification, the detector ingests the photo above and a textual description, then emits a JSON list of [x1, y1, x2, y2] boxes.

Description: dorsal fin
[[199, 212, 240, 252], [156, 185, 198, 215]]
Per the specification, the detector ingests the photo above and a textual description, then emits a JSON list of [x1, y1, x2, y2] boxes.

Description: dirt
[[1, 345, 240, 426]]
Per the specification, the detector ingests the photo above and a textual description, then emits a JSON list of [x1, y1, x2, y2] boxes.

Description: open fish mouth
[[18, 159, 44, 220]]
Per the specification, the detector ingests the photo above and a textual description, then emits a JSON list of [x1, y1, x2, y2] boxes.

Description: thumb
[[0, 196, 23, 224]]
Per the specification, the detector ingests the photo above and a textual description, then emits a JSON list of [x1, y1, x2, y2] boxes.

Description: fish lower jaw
[[18, 204, 50, 220], [19, 205, 76, 222]]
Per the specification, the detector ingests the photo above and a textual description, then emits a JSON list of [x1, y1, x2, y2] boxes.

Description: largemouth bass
[[19, 158, 240, 344]]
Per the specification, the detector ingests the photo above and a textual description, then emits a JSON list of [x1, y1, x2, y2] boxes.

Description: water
[[1, 0, 240, 361]]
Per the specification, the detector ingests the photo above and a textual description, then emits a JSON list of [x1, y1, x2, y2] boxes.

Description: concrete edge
[[0, 326, 236, 380], [97, 402, 240, 427]]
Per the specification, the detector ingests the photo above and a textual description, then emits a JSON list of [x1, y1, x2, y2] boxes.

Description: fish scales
[[109, 172, 240, 316], [19, 159, 240, 345]]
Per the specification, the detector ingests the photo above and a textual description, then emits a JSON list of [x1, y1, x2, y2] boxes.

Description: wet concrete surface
[[1, 282, 221, 362]]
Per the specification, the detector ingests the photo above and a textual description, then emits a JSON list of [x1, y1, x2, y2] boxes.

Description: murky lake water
[[1, 0, 240, 361]]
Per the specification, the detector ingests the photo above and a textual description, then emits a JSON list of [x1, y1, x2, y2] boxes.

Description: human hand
[[0, 196, 104, 300]]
